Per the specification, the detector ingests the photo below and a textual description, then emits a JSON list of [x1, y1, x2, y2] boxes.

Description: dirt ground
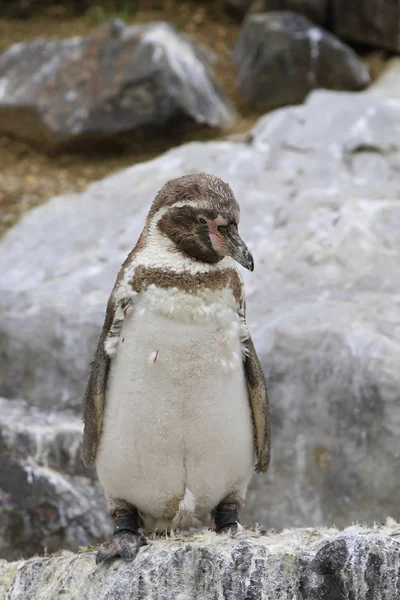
[[0, 2, 386, 237]]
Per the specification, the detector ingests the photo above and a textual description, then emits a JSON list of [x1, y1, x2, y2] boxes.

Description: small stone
[[25, 176, 36, 187], [193, 9, 205, 24]]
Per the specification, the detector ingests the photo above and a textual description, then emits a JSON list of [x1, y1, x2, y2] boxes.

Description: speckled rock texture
[[1, 90, 400, 533], [1, 522, 399, 600], [0, 397, 110, 561], [233, 12, 370, 110], [0, 20, 233, 150]]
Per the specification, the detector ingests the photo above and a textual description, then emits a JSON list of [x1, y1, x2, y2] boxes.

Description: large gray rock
[[333, 1, 400, 52], [1, 89, 400, 530], [0, 522, 399, 599], [0, 397, 110, 560], [233, 12, 370, 111], [0, 20, 234, 151]]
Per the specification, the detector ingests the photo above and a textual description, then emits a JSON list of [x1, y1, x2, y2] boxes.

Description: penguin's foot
[[96, 531, 147, 564], [216, 521, 239, 535], [213, 498, 241, 535], [96, 509, 147, 564]]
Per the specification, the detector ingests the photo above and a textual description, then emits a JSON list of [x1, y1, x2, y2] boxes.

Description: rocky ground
[[1, 522, 399, 599]]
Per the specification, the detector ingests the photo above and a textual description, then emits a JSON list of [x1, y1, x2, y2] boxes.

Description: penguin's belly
[[96, 298, 255, 529]]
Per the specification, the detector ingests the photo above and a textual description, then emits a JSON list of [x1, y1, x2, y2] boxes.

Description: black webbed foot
[[96, 531, 147, 564], [213, 498, 241, 535], [96, 509, 147, 564]]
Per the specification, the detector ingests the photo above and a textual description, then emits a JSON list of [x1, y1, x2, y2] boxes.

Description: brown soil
[[0, 2, 387, 237]]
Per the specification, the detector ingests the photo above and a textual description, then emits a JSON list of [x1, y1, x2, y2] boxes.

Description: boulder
[[0, 397, 110, 560], [333, 1, 400, 52], [0, 20, 234, 151], [233, 12, 370, 110], [1, 90, 400, 530], [0, 522, 399, 599]]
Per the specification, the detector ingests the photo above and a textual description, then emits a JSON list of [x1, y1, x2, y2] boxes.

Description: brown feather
[[82, 295, 114, 466], [243, 336, 271, 473], [132, 265, 242, 305]]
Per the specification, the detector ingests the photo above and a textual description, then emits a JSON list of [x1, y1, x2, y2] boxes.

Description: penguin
[[82, 173, 270, 564]]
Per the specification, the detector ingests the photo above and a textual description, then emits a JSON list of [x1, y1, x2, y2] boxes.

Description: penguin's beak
[[224, 226, 254, 272]]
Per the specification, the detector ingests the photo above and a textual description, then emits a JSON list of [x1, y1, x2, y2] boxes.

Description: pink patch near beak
[[208, 217, 227, 255]]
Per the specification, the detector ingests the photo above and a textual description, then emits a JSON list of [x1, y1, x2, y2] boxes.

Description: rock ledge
[[1, 521, 399, 599]]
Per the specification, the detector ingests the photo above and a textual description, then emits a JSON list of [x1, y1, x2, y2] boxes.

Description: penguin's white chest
[[96, 287, 255, 529]]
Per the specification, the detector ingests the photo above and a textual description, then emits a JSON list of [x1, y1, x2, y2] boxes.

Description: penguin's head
[[148, 173, 254, 271]]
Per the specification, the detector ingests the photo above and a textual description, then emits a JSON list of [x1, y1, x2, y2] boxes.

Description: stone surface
[[333, 0, 400, 52], [1, 522, 399, 599], [368, 57, 400, 99], [1, 90, 400, 530], [233, 12, 370, 111], [0, 397, 110, 560], [0, 20, 234, 150]]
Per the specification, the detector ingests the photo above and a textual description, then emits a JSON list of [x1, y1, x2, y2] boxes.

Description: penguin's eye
[[197, 216, 207, 225]]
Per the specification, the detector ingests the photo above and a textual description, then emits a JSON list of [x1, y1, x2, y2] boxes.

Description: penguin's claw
[[215, 522, 239, 535], [96, 531, 148, 564]]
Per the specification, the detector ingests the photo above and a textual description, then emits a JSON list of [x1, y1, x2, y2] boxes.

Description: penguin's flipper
[[82, 296, 115, 467], [243, 335, 271, 474]]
